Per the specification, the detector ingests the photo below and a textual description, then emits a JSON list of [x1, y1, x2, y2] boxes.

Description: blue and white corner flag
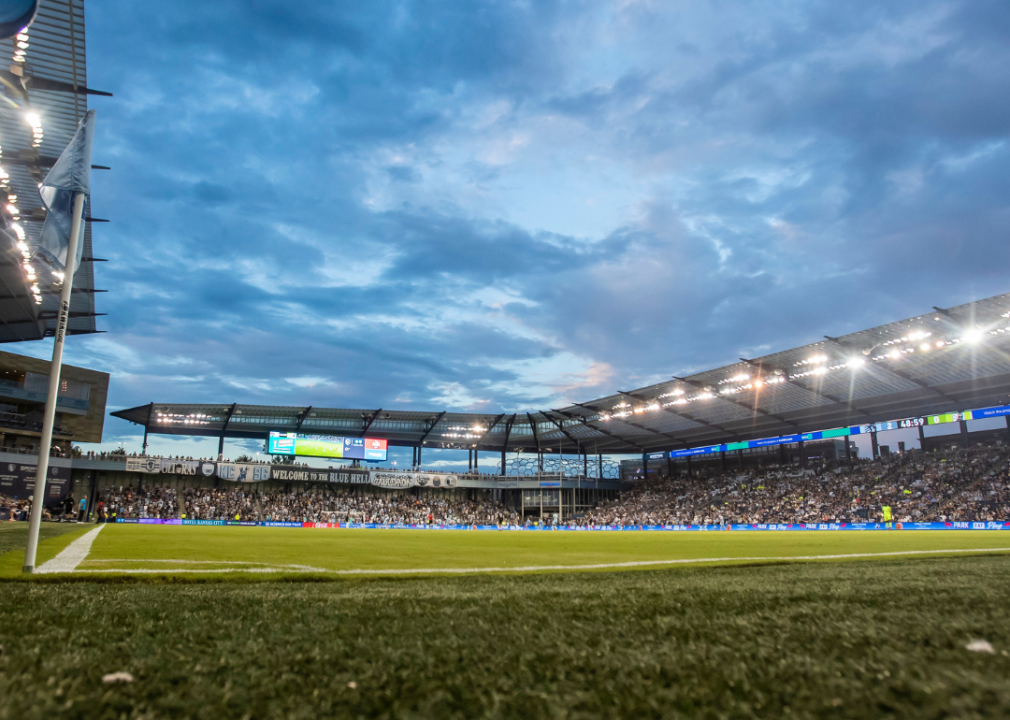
[[37, 108, 95, 273]]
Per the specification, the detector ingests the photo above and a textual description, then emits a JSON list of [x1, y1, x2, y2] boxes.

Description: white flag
[[36, 109, 95, 273]]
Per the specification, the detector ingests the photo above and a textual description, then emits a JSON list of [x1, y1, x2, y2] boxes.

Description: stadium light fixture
[[963, 328, 983, 344]]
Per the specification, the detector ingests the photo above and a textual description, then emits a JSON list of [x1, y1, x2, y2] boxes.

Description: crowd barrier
[[115, 519, 1010, 531]]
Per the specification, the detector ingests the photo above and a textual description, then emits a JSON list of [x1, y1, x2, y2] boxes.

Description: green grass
[[2, 556, 1010, 718], [0, 522, 90, 572], [36, 524, 1010, 579]]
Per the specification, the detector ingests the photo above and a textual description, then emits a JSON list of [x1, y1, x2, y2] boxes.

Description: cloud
[[37, 0, 1010, 450]]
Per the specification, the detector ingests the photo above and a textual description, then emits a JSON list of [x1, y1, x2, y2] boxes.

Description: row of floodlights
[[156, 412, 213, 425], [12, 29, 43, 146], [602, 319, 1010, 420]]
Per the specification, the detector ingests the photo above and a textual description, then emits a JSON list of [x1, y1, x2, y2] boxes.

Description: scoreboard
[[268, 432, 388, 461]]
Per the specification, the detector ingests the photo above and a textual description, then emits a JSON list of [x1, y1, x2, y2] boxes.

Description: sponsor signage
[[0, 462, 68, 502]]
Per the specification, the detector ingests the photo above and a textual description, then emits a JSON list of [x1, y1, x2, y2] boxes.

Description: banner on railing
[[116, 456, 577, 489], [125, 457, 161, 473], [216, 463, 272, 483], [270, 467, 370, 484]]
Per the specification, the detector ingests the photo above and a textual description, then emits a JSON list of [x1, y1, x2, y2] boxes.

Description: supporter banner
[[269, 467, 371, 484], [271, 467, 335, 483], [216, 463, 271, 483], [367, 471, 459, 489], [160, 458, 199, 475], [124, 458, 214, 476], [369, 471, 419, 489], [409, 473, 458, 489], [330, 469, 370, 484], [125, 457, 161, 474], [0, 462, 69, 502]]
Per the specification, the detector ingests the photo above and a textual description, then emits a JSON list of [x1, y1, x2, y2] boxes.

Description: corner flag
[[22, 109, 96, 574], [36, 108, 95, 272]]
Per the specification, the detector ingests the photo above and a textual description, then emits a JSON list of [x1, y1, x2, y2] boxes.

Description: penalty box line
[[65, 546, 1010, 576]]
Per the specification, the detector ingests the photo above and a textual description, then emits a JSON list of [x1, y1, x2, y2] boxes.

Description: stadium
[[3, 2, 1010, 718]]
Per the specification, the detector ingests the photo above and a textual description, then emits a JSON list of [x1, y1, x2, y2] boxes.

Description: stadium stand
[[61, 442, 1010, 526], [587, 445, 1010, 526]]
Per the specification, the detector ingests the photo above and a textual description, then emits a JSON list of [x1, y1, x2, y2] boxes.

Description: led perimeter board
[[668, 402, 1010, 459], [268, 432, 388, 461]]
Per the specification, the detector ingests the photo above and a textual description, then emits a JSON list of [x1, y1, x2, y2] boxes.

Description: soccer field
[[4, 525, 1010, 717], [5, 523, 1010, 579]]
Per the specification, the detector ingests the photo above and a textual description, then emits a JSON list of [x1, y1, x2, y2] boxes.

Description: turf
[[0, 522, 89, 569], [2, 556, 1010, 718], [34, 524, 1010, 579]]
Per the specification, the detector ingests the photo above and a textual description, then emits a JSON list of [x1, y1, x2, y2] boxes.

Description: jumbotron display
[[268, 432, 388, 461]]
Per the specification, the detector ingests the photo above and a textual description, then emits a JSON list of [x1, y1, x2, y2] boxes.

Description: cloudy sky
[[16, 0, 1010, 459]]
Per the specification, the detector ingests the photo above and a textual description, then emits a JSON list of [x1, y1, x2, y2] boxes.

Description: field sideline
[[3, 523, 1010, 579]]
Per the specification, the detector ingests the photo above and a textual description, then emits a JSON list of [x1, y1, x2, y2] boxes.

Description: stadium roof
[[0, 0, 109, 342], [113, 290, 1010, 455]]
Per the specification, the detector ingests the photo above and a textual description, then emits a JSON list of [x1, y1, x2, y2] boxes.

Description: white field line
[[35, 524, 106, 574], [64, 546, 1010, 576], [84, 559, 327, 572]]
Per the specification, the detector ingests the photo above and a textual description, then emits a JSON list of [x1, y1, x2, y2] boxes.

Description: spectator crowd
[[6, 443, 1010, 526], [585, 445, 1010, 526]]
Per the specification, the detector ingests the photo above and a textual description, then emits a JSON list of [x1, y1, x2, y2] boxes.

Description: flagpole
[[22, 190, 86, 573]]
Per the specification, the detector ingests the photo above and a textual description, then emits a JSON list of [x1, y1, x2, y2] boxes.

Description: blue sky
[[15, 0, 1010, 463]]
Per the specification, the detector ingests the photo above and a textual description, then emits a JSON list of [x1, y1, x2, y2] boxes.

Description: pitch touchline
[[67, 547, 1010, 576]]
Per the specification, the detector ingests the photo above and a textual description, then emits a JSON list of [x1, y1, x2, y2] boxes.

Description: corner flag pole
[[22, 190, 86, 574]]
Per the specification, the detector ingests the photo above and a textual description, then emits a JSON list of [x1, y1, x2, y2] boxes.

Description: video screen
[[268, 432, 388, 461]]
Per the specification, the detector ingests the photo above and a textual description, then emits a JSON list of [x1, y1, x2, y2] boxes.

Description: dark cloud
[[34, 0, 1010, 450]]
